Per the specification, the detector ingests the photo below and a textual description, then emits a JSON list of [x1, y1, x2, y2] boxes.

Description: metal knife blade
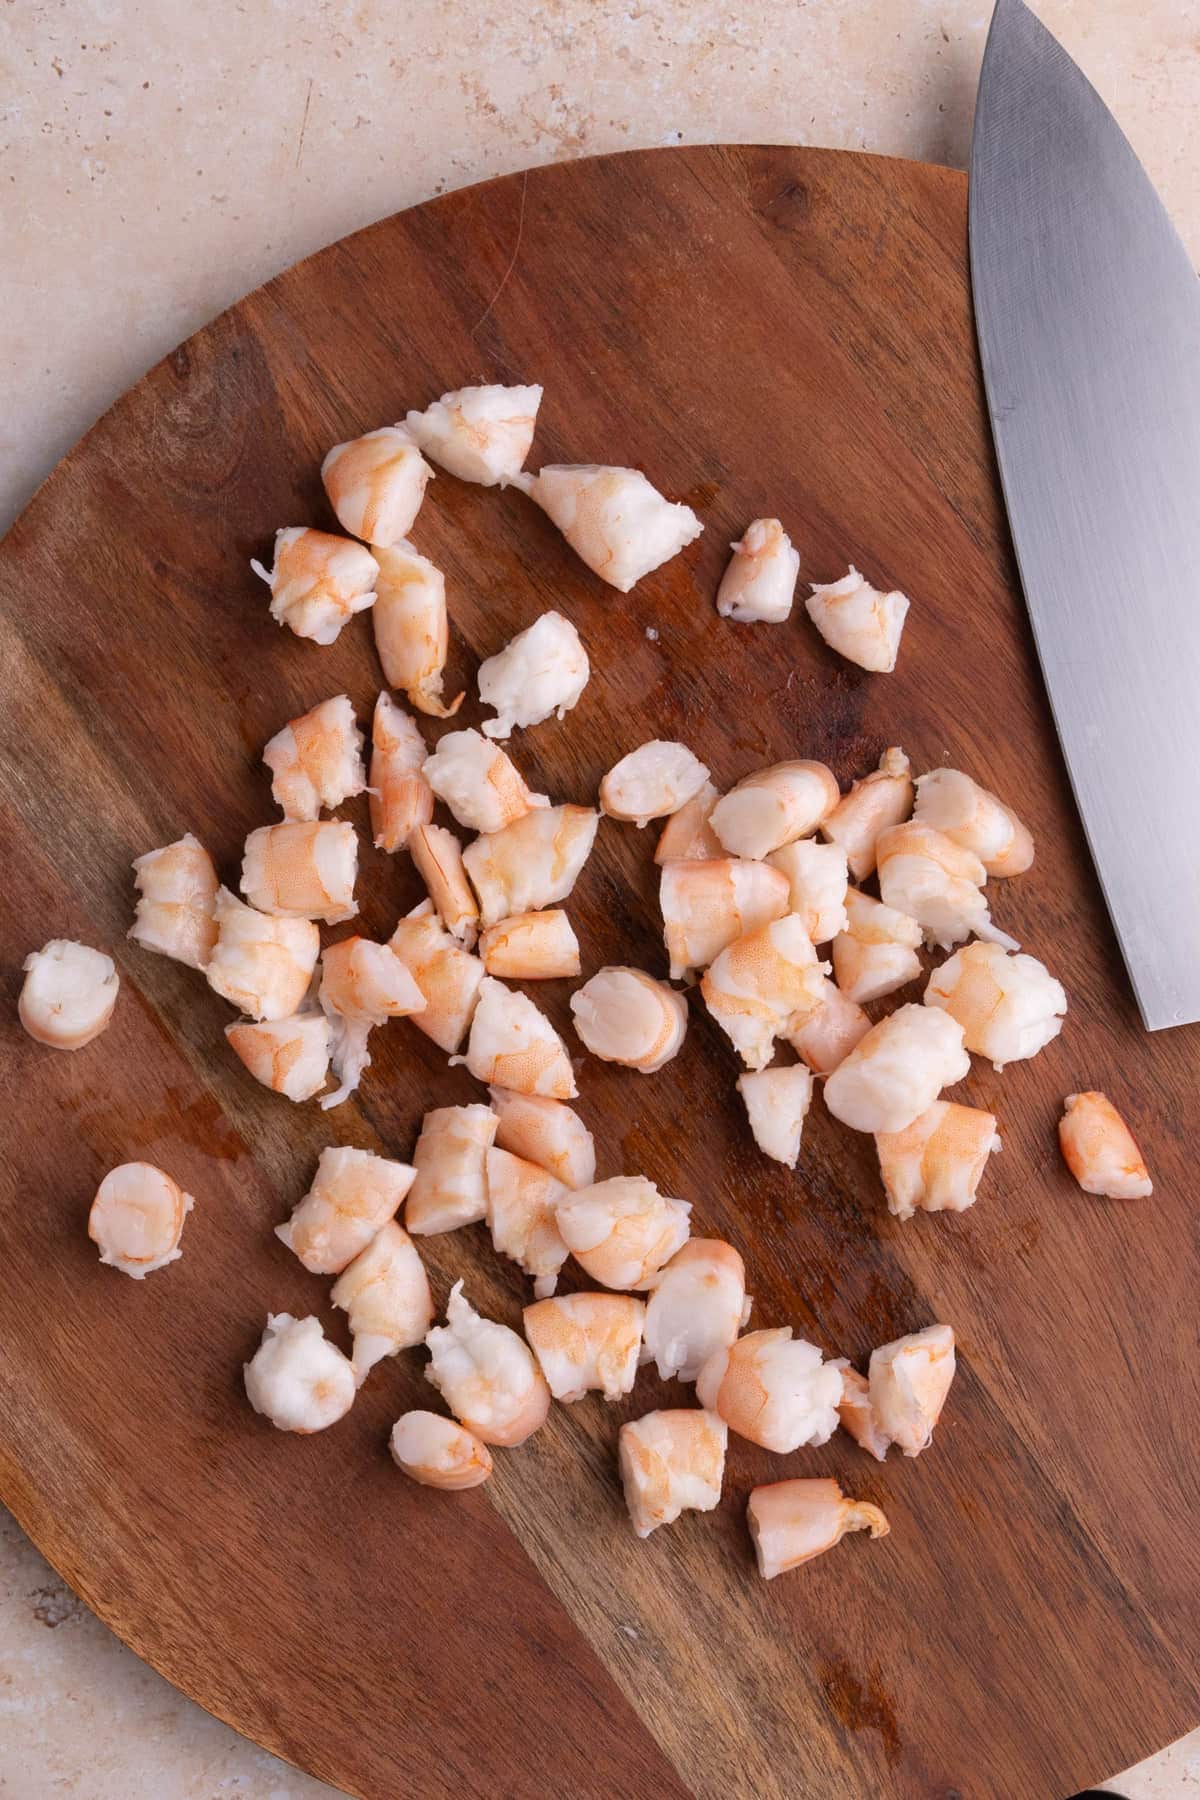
[[970, 0, 1200, 1030]]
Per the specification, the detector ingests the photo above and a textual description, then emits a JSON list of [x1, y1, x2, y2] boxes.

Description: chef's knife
[[970, 0, 1200, 1030]]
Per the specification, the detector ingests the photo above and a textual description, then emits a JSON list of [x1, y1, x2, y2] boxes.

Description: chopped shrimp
[[318, 935, 426, 1109], [747, 1478, 889, 1579], [513, 464, 703, 593], [831, 887, 923, 1005], [823, 1003, 969, 1135], [389, 903, 484, 1053], [488, 1088, 596, 1188], [477, 610, 590, 739], [129, 834, 218, 971], [716, 518, 799, 623], [321, 425, 432, 546], [654, 780, 723, 864], [243, 1313, 356, 1434], [423, 727, 547, 834], [330, 1221, 434, 1380], [695, 1328, 842, 1452], [369, 691, 433, 851], [462, 804, 599, 927], [390, 1410, 494, 1489], [556, 1175, 691, 1291], [600, 741, 710, 827], [924, 940, 1066, 1070], [710, 760, 840, 860], [19, 940, 119, 1050], [225, 1013, 331, 1102], [869, 1323, 956, 1456], [406, 1102, 498, 1235], [409, 822, 479, 946], [876, 821, 1017, 952], [479, 910, 581, 980], [371, 540, 463, 719], [914, 766, 1034, 877], [821, 746, 914, 879], [737, 1064, 813, 1168], [659, 857, 790, 981], [701, 915, 826, 1070], [786, 974, 871, 1075], [806, 565, 909, 673], [251, 527, 378, 645], [833, 1365, 892, 1461], [88, 1161, 193, 1278], [570, 966, 688, 1074], [403, 383, 542, 486], [485, 1145, 570, 1296], [241, 820, 358, 924], [619, 1409, 727, 1538], [455, 976, 577, 1098], [206, 887, 319, 1020], [642, 1239, 750, 1382], [767, 839, 849, 943], [1058, 1091, 1153, 1198], [523, 1292, 645, 1401], [876, 1101, 1001, 1220], [276, 1145, 415, 1275], [262, 694, 365, 822], [424, 1280, 550, 1446]]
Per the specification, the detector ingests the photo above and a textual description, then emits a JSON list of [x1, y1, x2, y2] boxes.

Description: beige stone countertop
[[2, 1, 1198, 1794]]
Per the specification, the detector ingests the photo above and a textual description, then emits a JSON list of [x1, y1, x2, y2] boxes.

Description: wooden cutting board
[[1, 145, 1198, 1800]]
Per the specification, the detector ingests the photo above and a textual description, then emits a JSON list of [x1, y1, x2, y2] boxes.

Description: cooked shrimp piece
[[479, 910, 581, 980], [767, 839, 849, 943], [660, 857, 790, 981], [129, 834, 218, 971], [318, 934, 426, 1108], [701, 915, 826, 1070], [424, 1280, 551, 1446], [456, 976, 577, 1098], [876, 821, 1017, 952], [262, 694, 365, 823], [711, 760, 840, 860], [695, 1328, 842, 1452], [477, 610, 590, 740], [241, 821, 358, 924], [330, 1221, 434, 1380], [321, 425, 432, 545], [914, 767, 1034, 877], [488, 1088, 596, 1188], [485, 1145, 570, 1296], [369, 691, 433, 851], [868, 1323, 956, 1456], [821, 746, 914, 880], [876, 1101, 1001, 1220], [824, 1003, 969, 1135], [372, 540, 463, 719], [524, 1292, 646, 1401], [737, 1065, 812, 1168], [831, 887, 923, 1005], [206, 887, 319, 1019], [276, 1145, 415, 1275], [716, 518, 799, 623], [786, 974, 871, 1075], [833, 1365, 892, 1461], [642, 1239, 750, 1382], [243, 1313, 356, 1434], [19, 940, 118, 1050], [556, 1175, 691, 1291], [406, 1102, 498, 1235], [88, 1161, 193, 1277], [513, 464, 703, 593], [389, 903, 484, 1053], [748, 1478, 889, 1579], [423, 727, 547, 834], [389, 1410, 494, 1489], [570, 966, 688, 1073], [600, 741, 710, 827], [409, 823, 479, 946], [1058, 1091, 1152, 1198], [403, 383, 542, 486], [251, 527, 378, 645], [225, 1013, 331, 1102], [806, 566, 909, 673], [462, 804, 599, 927], [619, 1408, 727, 1537], [924, 940, 1066, 1070], [654, 780, 723, 864]]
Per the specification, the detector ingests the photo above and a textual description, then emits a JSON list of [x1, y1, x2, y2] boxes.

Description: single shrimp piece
[[409, 822, 479, 946], [372, 540, 464, 719], [600, 741, 710, 828], [276, 1145, 415, 1275], [462, 804, 599, 927], [88, 1161, 194, 1277], [659, 857, 790, 981], [737, 1064, 813, 1168], [806, 565, 909, 673], [654, 780, 723, 864], [225, 1013, 331, 1102], [488, 1087, 596, 1188], [716, 518, 799, 623], [19, 940, 119, 1050], [642, 1239, 750, 1382], [523, 1292, 646, 1400], [369, 691, 434, 851], [243, 1313, 356, 1434], [700, 915, 826, 1070], [1058, 1091, 1153, 1198], [876, 821, 1017, 952], [513, 464, 703, 593], [251, 527, 378, 645], [747, 1478, 889, 1579], [128, 834, 219, 971], [619, 1409, 727, 1538], [485, 1145, 570, 1297], [477, 610, 590, 740], [695, 1328, 843, 1452], [479, 910, 581, 980], [321, 425, 432, 545], [262, 693, 366, 822], [767, 839, 849, 943], [241, 821, 358, 924], [833, 1364, 892, 1461], [403, 383, 543, 486], [556, 1175, 691, 1291], [876, 1101, 1001, 1220], [710, 760, 840, 860], [389, 903, 484, 1054], [915, 766, 1035, 878], [406, 1102, 498, 1235], [455, 976, 577, 1099], [206, 887, 319, 1020], [786, 974, 871, 1075], [924, 940, 1067, 1070], [318, 935, 426, 1109], [824, 1003, 969, 1135], [389, 1410, 494, 1489], [821, 746, 913, 880], [424, 1280, 551, 1446], [570, 966, 688, 1074], [868, 1323, 956, 1456], [830, 887, 923, 1004], [423, 727, 547, 834], [330, 1221, 434, 1381]]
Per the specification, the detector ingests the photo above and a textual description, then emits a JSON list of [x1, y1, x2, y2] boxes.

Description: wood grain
[[1, 145, 1198, 1800]]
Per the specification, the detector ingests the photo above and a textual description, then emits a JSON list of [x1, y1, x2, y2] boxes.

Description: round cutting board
[[1, 147, 1197, 1800]]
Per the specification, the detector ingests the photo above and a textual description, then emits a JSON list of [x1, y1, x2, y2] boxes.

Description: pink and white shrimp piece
[[206, 886, 319, 1020], [747, 1478, 889, 1579], [876, 1101, 1001, 1220], [600, 741, 710, 828], [831, 887, 923, 1005], [642, 1239, 750, 1382], [423, 727, 547, 835], [737, 1065, 813, 1168], [786, 975, 871, 1076], [225, 1013, 331, 1102], [653, 781, 723, 865], [319, 934, 426, 1108], [834, 1366, 893, 1462], [806, 566, 909, 673], [330, 1222, 434, 1382], [710, 760, 840, 860], [914, 766, 1034, 877], [570, 966, 688, 1074], [876, 822, 1016, 952], [618, 1409, 727, 1538], [924, 940, 1066, 1070], [369, 692, 433, 851], [389, 903, 484, 1054], [463, 805, 599, 927], [556, 1175, 691, 1291], [767, 839, 849, 944], [276, 1145, 415, 1275], [403, 383, 543, 486], [659, 857, 790, 981], [824, 1003, 969, 1135], [479, 911, 581, 981], [241, 821, 358, 924], [513, 464, 702, 593], [424, 1280, 551, 1447], [868, 1323, 957, 1456], [485, 1146, 570, 1297], [488, 1088, 596, 1189], [321, 425, 432, 546], [821, 746, 913, 880], [523, 1292, 645, 1401], [389, 1410, 494, 1490], [251, 527, 379, 645], [457, 976, 577, 1099], [262, 694, 366, 822], [1058, 1092, 1152, 1198], [19, 940, 119, 1050], [701, 915, 827, 1069], [243, 1313, 356, 1434], [372, 541, 464, 720], [128, 834, 219, 970], [406, 1103, 498, 1236], [477, 611, 590, 739], [88, 1161, 194, 1278], [716, 518, 799, 623], [695, 1328, 843, 1453], [409, 822, 479, 946]]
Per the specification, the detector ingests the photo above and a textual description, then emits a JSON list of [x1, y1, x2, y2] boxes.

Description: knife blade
[[970, 0, 1200, 1030]]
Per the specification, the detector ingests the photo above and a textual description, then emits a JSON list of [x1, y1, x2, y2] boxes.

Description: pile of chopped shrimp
[[17, 382, 1155, 1576]]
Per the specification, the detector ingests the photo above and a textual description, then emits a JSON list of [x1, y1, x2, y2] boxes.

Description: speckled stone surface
[[2, 2, 1197, 1794]]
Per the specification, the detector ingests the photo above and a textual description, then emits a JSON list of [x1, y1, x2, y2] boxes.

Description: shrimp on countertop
[[369, 692, 434, 851], [821, 746, 913, 880], [276, 1145, 415, 1275], [823, 1003, 969, 1135], [423, 727, 547, 835], [389, 903, 485, 1054], [477, 610, 590, 739], [321, 425, 432, 546], [600, 741, 710, 828], [737, 1064, 813, 1169], [479, 910, 581, 980], [806, 566, 909, 673], [524, 1292, 646, 1400], [619, 1409, 727, 1538], [251, 527, 378, 645], [695, 1328, 843, 1453], [642, 1239, 750, 1382], [88, 1161, 194, 1277], [767, 839, 849, 944], [371, 540, 463, 719], [654, 780, 723, 865], [456, 976, 577, 1099], [409, 822, 479, 947], [389, 1410, 494, 1489], [659, 857, 790, 981], [331, 1221, 434, 1381], [318, 935, 426, 1108], [262, 693, 366, 822], [403, 383, 543, 486], [716, 518, 799, 623], [462, 805, 599, 927], [225, 1013, 331, 1102], [241, 821, 358, 924], [876, 1101, 1001, 1220], [512, 464, 703, 593], [913, 766, 1034, 877], [570, 966, 688, 1074], [406, 1103, 498, 1236], [424, 1280, 550, 1447], [786, 975, 871, 1076], [833, 1365, 893, 1462], [868, 1323, 956, 1456], [747, 1478, 889, 1579], [488, 1087, 596, 1188], [556, 1175, 691, 1291], [831, 887, 923, 1005], [19, 940, 119, 1050], [924, 940, 1066, 1070], [876, 822, 1017, 952], [1058, 1091, 1152, 1198], [701, 915, 826, 1070], [710, 760, 840, 861], [128, 834, 218, 971], [244, 1313, 356, 1434], [485, 1145, 570, 1297]]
